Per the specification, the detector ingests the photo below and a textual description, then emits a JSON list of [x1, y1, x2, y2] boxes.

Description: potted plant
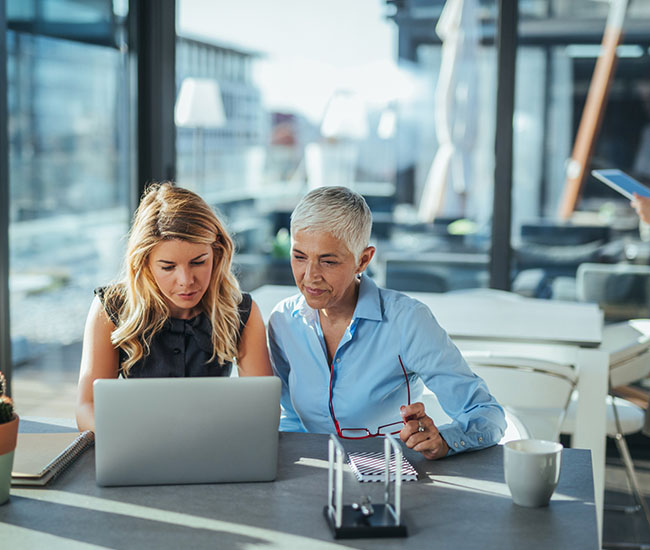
[[0, 371, 18, 505]]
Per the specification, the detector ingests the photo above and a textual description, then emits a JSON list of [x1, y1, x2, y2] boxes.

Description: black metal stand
[[323, 504, 408, 539]]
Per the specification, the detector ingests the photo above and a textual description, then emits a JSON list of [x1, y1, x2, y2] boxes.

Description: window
[[7, 1, 132, 414]]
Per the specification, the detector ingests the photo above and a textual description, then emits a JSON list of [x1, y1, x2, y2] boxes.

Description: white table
[[252, 284, 608, 545]]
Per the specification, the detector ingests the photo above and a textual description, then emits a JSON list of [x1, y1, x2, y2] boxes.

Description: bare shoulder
[[249, 298, 263, 318], [81, 296, 118, 361], [86, 295, 116, 331], [243, 299, 265, 334], [238, 298, 272, 376]]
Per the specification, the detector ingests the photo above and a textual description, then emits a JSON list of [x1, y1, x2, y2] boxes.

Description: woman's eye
[[191, 261, 206, 266], [292, 255, 306, 261], [161, 266, 174, 272]]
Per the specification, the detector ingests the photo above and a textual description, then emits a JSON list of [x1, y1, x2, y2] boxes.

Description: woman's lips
[[304, 286, 326, 296], [177, 291, 198, 300]]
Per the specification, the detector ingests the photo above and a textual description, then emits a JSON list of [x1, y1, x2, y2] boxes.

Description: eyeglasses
[[328, 355, 411, 440]]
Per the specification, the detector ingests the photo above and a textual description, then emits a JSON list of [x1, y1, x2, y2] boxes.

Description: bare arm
[[236, 299, 272, 377], [76, 296, 120, 432]]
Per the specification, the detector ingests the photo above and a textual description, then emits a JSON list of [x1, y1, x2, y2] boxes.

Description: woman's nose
[[304, 260, 318, 280], [177, 266, 194, 287]]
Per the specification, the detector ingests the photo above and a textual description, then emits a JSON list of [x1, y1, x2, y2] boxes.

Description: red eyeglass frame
[[328, 355, 411, 440]]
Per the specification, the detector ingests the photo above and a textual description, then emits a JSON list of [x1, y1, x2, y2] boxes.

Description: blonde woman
[[76, 183, 271, 432]]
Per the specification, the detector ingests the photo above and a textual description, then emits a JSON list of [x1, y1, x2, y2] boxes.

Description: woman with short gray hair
[[268, 186, 505, 459]]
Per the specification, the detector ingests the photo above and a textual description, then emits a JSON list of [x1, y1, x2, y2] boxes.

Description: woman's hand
[[399, 402, 450, 460], [632, 193, 650, 225]]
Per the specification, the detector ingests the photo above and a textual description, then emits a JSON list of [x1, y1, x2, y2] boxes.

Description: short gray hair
[[290, 186, 372, 260]]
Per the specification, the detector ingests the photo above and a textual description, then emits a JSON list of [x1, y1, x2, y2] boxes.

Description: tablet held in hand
[[592, 169, 650, 200]]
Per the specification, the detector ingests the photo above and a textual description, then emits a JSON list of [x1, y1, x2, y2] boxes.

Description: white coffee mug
[[504, 439, 563, 507]]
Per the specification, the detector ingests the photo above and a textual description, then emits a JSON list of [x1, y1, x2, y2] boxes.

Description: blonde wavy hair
[[104, 182, 242, 376]]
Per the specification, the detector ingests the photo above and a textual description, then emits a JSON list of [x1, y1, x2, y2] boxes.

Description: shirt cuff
[[438, 423, 492, 455]]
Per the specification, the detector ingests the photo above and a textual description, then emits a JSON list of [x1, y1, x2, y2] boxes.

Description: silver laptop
[[93, 376, 281, 487]]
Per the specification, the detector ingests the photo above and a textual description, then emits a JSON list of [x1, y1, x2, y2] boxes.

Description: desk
[[1, 420, 598, 549], [251, 284, 608, 544]]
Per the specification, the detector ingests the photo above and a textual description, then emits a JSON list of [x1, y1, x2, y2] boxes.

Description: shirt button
[[173, 348, 181, 354], [460, 441, 466, 447], [478, 437, 483, 442], [336, 358, 341, 363], [454, 442, 459, 448]]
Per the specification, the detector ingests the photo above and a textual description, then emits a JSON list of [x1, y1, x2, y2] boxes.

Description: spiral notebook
[[347, 451, 418, 483], [11, 431, 95, 486]]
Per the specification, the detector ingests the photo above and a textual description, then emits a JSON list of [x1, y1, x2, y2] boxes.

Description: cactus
[[0, 397, 13, 424], [0, 372, 15, 424]]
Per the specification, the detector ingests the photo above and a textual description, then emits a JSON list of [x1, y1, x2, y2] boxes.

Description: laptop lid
[[93, 376, 281, 487]]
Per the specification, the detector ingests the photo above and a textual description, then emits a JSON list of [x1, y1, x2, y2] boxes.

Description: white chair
[[420, 387, 530, 445], [461, 352, 577, 443], [605, 319, 650, 389], [562, 393, 646, 440]]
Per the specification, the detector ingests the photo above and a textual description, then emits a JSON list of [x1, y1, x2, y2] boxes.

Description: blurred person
[[631, 193, 650, 225], [76, 183, 271, 431]]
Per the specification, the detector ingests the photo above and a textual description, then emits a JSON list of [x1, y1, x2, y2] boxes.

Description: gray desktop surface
[[2, 420, 598, 549]]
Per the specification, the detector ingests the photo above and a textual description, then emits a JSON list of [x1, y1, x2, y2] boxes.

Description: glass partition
[[184, 0, 647, 309], [7, 0, 131, 415]]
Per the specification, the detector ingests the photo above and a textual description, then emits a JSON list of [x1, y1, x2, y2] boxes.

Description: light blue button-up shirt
[[268, 274, 506, 454]]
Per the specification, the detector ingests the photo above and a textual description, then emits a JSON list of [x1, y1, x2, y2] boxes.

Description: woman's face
[[290, 230, 373, 313], [148, 239, 214, 319]]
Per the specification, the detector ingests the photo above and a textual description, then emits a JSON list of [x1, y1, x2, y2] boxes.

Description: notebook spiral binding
[[47, 431, 95, 482]]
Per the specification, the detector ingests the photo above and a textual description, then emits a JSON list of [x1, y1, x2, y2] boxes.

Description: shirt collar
[[292, 293, 315, 322], [165, 313, 213, 353], [353, 273, 383, 322], [290, 273, 383, 323]]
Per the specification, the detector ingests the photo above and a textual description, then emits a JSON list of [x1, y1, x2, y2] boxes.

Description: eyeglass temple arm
[[398, 355, 411, 405]]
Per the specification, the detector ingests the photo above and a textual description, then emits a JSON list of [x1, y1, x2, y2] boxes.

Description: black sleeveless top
[[95, 286, 252, 378]]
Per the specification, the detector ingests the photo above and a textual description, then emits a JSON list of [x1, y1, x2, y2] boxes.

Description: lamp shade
[[175, 77, 227, 128], [320, 90, 368, 140]]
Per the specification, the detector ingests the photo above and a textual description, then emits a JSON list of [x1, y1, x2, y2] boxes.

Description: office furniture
[[577, 262, 650, 321], [382, 251, 489, 293], [0, 419, 598, 549], [421, 387, 530, 443], [407, 288, 607, 544], [462, 353, 577, 442], [464, 349, 650, 542], [251, 283, 608, 545], [461, 316, 650, 544], [605, 319, 650, 389], [565, 318, 650, 540]]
